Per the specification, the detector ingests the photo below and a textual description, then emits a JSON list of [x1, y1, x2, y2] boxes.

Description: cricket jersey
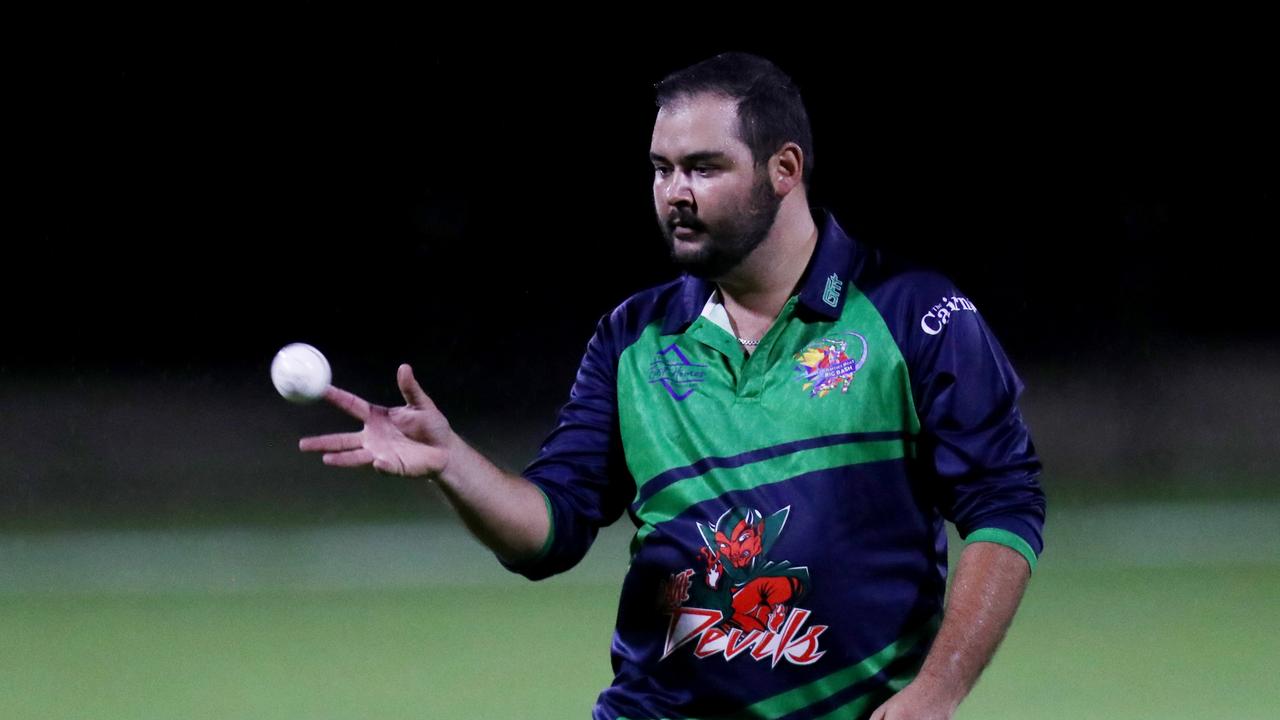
[[505, 210, 1046, 720]]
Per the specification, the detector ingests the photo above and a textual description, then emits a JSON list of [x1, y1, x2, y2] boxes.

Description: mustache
[[666, 209, 705, 232]]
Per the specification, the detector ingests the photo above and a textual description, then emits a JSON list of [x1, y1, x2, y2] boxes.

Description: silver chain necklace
[[737, 337, 761, 346]]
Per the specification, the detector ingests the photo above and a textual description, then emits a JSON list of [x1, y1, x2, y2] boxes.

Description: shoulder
[[598, 276, 690, 342], [605, 276, 686, 326], [583, 276, 691, 362], [815, 211, 968, 324], [851, 244, 981, 343]]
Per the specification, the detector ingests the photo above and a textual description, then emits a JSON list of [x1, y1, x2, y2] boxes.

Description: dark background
[[6, 23, 1277, 523]]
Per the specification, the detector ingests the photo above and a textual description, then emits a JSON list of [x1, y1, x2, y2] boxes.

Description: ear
[[769, 142, 805, 195]]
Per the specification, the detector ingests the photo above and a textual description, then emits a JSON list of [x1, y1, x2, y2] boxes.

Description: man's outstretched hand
[[299, 364, 455, 478], [300, 362, 550, 561]]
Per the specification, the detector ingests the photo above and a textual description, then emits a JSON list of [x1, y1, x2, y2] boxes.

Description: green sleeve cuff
[[530, 486, 556, 563], [964, 527, 1038, 572]]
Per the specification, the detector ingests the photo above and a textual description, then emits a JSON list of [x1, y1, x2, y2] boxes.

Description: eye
[[653, 165, 672, 178], [737, 532, 749, 542], [695, 165, 715, 176], [718, 542, 728, 549]]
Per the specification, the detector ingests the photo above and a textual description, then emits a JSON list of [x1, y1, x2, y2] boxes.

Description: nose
[[662, 170, 695, 211]]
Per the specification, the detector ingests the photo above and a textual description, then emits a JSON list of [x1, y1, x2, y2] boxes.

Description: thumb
[[397, 363, 432, 408]]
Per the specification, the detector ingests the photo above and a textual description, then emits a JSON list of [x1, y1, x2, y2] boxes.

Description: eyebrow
[[649, 151, 730, 165]]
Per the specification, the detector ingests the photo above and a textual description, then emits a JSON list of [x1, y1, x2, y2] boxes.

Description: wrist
[[434, 430, 467, 487], [911, 664, 968, 711]]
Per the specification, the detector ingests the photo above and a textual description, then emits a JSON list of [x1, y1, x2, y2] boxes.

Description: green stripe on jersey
[[615, 616, 938, 720], [809, 667, 918, 720], [630, 437, 909, 554], [731, 616, 936, 719], [965, 527, 1039, 572]]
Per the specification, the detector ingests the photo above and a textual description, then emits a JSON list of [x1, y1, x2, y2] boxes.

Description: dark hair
[[655, 52, 815, 188]]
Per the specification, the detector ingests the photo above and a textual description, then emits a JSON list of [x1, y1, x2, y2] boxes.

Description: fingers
[[324, 385, 372, 421], [321, 448, 375, 467], [397, 363, 433, 409], [299, 432, 364, 453]]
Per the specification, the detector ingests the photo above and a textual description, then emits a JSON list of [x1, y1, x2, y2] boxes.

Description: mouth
[[667, 212, 703, 241]]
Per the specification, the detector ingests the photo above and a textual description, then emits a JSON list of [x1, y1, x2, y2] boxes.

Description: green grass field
[[3, 504, 1277, 719]]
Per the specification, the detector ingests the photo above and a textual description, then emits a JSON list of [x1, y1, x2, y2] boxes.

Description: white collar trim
[[699, 287, 736, 339]]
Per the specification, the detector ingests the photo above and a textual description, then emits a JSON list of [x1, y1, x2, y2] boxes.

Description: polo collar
[[794, 208, 855, 320], [660, 209, 855, 335]]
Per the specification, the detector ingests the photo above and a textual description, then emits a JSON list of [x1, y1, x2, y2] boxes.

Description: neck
[[715, 198, 818, 321]]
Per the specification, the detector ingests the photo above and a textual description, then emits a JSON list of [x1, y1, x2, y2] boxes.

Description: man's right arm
[[300, 309, 632, 578], [298, 362, 550, 565], [432, 429, 551, 565]]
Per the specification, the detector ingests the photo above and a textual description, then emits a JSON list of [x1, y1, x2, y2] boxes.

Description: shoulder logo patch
[[649, 344, 708, 401], [792, 331, 868, 398]]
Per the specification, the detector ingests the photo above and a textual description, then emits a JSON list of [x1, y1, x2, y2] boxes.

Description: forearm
[[432, 431, 550, 565], [914, 541, 1031, 709]]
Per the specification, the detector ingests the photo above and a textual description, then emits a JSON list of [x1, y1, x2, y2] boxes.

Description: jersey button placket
[[687, 318, 744, 390], [738, 297, 797, 399]]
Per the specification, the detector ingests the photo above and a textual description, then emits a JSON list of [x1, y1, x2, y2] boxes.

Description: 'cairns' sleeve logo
[[657, 505, 827, 667], [919, 295, 977, 336]]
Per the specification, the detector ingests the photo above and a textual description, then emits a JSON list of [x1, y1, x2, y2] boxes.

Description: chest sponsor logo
[[657, 505, 826, 667], [920, 295, 977, 336], [648, 344, 708, 401], [792, 331, 868, 398]]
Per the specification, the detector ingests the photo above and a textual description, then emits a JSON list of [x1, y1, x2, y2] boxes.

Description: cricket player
[[301, 52, 1045, 720]]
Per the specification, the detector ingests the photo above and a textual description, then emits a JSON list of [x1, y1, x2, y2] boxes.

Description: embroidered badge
[[792, 331, 868, 398], [649, 344, 708, 401]]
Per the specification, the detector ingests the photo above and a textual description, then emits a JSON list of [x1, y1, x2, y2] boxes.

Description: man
[[300, 52, 1045, 720]]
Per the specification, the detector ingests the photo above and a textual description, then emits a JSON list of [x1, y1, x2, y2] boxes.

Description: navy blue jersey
[[505, 210, 1045, 719]]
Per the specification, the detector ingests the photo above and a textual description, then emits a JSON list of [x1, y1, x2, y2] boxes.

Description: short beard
[[660, 170, 782, 280]]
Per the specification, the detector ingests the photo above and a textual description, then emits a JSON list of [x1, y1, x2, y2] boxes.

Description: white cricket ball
[[270, 342, 332, 403]]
